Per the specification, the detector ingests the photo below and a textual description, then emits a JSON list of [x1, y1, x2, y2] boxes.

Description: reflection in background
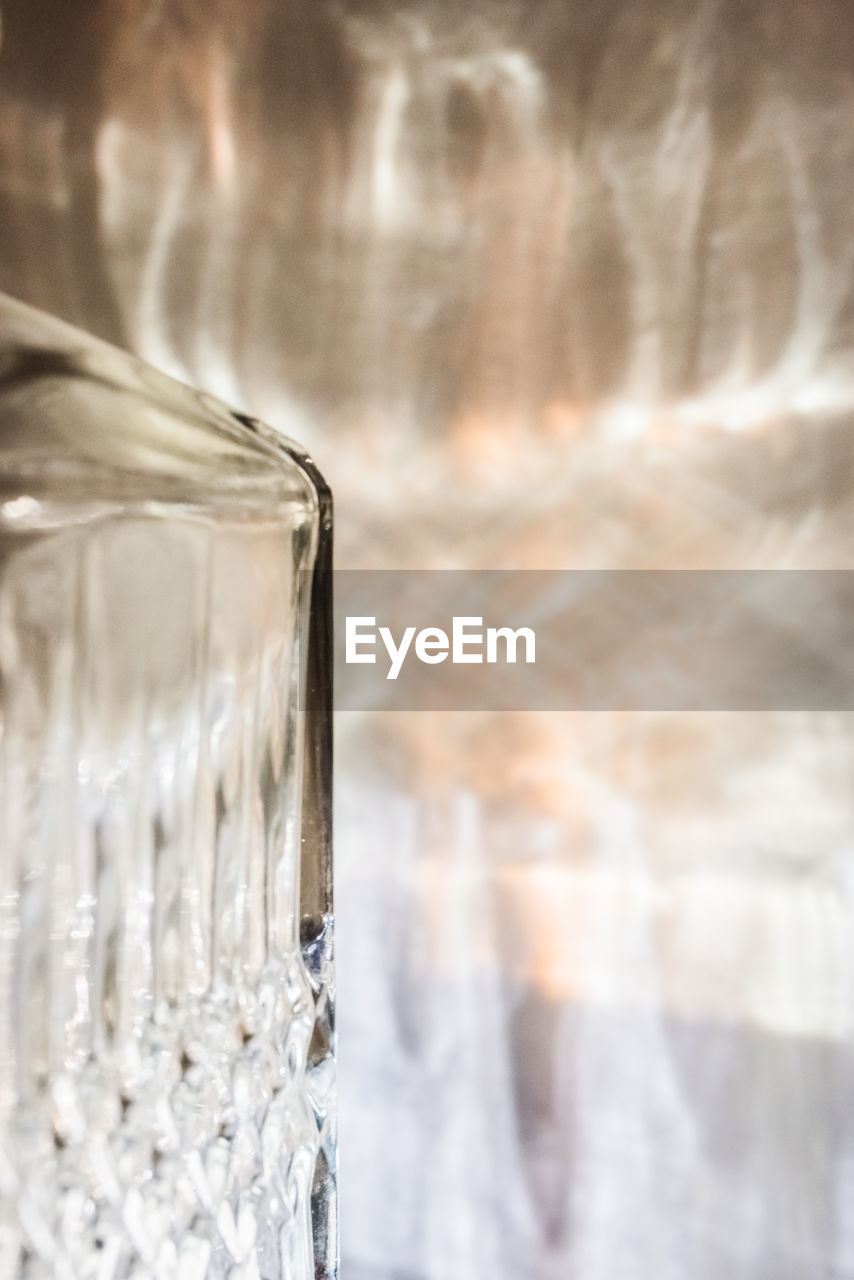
[[2, 1, 854, 1276]]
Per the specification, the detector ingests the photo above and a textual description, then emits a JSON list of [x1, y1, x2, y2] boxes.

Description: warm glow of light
[[412, 852, 853, 1039], [206, 45, 237, 191]]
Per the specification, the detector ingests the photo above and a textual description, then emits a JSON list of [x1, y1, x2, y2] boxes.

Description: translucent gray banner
[[318, 571, 854, 711]]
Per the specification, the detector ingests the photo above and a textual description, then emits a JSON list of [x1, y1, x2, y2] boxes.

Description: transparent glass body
[[0, 292, 336, 1279]]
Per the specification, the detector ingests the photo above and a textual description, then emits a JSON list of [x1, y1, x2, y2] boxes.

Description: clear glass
[[0, 292, 336, 1279]]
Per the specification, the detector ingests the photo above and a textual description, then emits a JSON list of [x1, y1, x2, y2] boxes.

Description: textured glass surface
[[0, 293, 336, 1279]]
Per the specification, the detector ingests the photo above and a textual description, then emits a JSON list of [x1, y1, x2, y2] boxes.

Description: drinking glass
[[0, 291, 336, 1280]]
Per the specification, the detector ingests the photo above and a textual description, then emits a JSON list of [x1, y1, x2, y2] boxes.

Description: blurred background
[[2, 1, 854, 1276]]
